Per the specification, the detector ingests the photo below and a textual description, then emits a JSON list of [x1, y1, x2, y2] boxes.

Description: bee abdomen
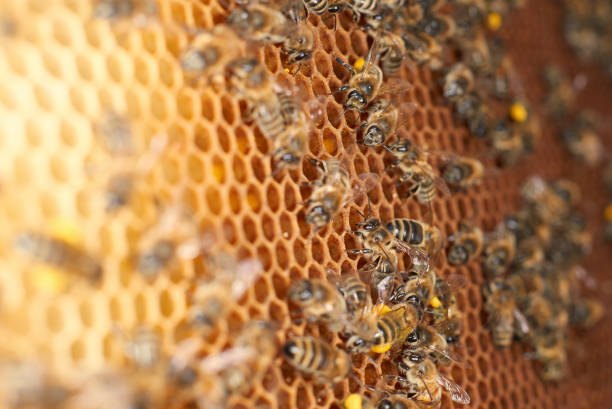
[[386, 219, 424, 246], [283, 337, 329, 373], [305, 0, 328, 14]]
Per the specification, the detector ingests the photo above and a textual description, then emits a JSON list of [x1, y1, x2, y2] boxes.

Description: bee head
[[362, 126, 385, 146], [346, 90, 367, 111], [447, 244, 468, 265]]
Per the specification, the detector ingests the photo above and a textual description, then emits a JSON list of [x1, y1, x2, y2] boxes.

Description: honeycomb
[[0, 0, 610, 409]]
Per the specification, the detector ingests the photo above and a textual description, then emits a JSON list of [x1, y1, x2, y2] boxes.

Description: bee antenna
[[333, 107, 350, 126], [366, 196, 372, 220], [382, 145, 393, 153], [419, 373, 433, 403]]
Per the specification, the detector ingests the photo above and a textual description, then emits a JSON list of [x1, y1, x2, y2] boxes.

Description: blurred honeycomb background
[[0, 0, 610, 408]]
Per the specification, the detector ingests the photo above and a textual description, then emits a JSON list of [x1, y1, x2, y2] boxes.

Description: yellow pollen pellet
[[344, 394, 362, 409], [430, 296, 442, 308], [510, 102, 528, 123], [374, 304, 392, 316], [354, 58, 365, 72], [487, 12, 502, 31], [371, 343, 391, 354]]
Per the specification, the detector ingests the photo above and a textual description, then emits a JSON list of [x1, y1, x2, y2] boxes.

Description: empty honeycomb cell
[[186, 153, 204, 183], [216, 124, 232, 152], [314, 51, 331, 78], [253, 277, 269, 305], [234, 126, 251, 154], [295, 384, 311, 409], [200, 91, 216, 122], [242, 216, 257, 243], [228, 187, 241, 214], [205, 186, 223, 215], [211, 155, 225, 183], [256, 245, 272, 272], [275, 242, 290, 270], [293, 239, 307, 267], [159, 289, 174, 318], [70, 338, 86, 362], [33, 83, 55, 112], [222, 217, 237, 244], [261, 213, 275, 241]]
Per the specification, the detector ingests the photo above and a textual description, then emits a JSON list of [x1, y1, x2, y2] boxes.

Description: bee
[[271, 93, 310, 170], [483, 280, 529, 348], [188, 252, 261, 335], [371, 30, 408, 77], [330, 270, 371, 319], [359, 100, 416, 147], [287, 278, 350, 331], [0, 360, 71, 409], [551, 179, 581, 210], [542, 66, 574, 118], [520, 176, 569, 224], [458, 32, 491, 74], [569, 297, 604, 328], [528, 334, 567, 381], [431, 275, 465, 344], [384, 139, 450, 205], [442, 63, 474, 102], [453, 93, 492, 139], [522, 294, 568, 334], [333, 52, 407, 118], [226, 58, 291, 143], [346, 303, 421, 354], [403, 324, 465, 366], [133, 207, 202, 279], [396, 353, 470, 408], [305, 158, 379, 230], [402, 30, 443, 70], [389, 269, 438, 311], [447, 222, 483, 265], [386, 218, 444, 257], [13, 232, 103, 282], [561, 112, 603, 166], [93, 0, 158, 23], [302, 0, 345, 31], [180, 26, 243, 87], [481, 225, 516, 278], [503, 208, 551, 247], [119, 326, 162, 370], [282, 337, 351, 383], [226, 2, 289, 44], [511, 238, 544, 274], [342, 391, 420, 409], [418, 11, 456, 41], [441, 155, 484, 189]]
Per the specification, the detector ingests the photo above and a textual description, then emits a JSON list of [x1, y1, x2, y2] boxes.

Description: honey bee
[[271, 92, 311, 170], [199, 321, 277, 400], [441, 155, 484, 189], [520, 176, 569, 224], [133, 207, 202, 279], [386, 218, 444, 257], [389, 269, 437, 311], [542, 66, 575, 118], [287, 278, 350, 331], [383, 139, 450, 205], [418, 11, 456, 41], [443, 63, 474, 102], [188, 252, 261, 335], [396, 353, 470, 408], [330, 270, 371, 318], [371, 30, 408, 77], [282, 337, 351, 383], [481, 225, 516, 278], [93, 0, 158, 24], [13, 232, 103, 282], [403, 324, 466, 366], [305, 158, 379, 230], [483, 280, 529, 348], [180, 26, 243, 87], [551, 178, 581, 209], [569, 297, 604, 328], [431, 275, 465, 344], [503, 208, 551, 247], [522, 294, 568, 334], [119, 326, 162, 370], [511, 238, 544, 274], [561, 112, 603, 166], [0, 360, 71, 409], [358, 100, 415, 147], [346, 303, 421, 354], [401, 30, 444, 70], [458, 32, 491, 74], [342, 390, 420, 409], [226, 2, 289, 43], [279, 17, 315, 73], [453, 93, 493, 139], [447, 222, 483, 265], [301, 0, 345, 31], [528, 333, 567, 381]]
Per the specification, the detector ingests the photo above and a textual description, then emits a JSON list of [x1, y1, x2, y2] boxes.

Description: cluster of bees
[[0, 0, 607, 409], [479, 176, 603, 380], [563, 0, 612, 78]]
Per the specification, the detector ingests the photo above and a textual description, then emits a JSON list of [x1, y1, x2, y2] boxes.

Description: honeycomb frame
[[0, 0, 610, 408]]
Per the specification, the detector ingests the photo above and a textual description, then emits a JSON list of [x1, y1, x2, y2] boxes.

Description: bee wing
[[513, 307, 530, 335], [231, 258, 263, 299], [392, 240, 431, 267], [395, 101, 419, 129], [443, 274, 467, 290], [425, 344, 472, 369], [362, 34, 382, 79], [199, 346, 255, 374], [351, 173, 381, 201], [436, 373, 470, 404], [378, 78, 413, 97]]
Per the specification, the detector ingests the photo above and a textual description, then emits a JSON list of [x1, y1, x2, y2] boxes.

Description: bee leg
[[347, 249, 373, 255]]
